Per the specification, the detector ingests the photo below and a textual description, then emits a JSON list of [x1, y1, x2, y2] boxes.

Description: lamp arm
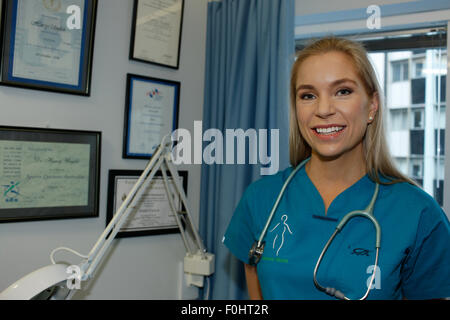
[[162, 156, 206, 256], [160, 162, 193, 255], [79, 135, 211, 280], [80, 139, 168, 280]]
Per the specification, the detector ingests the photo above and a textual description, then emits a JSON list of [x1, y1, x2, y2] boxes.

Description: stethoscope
[[248, 158, 382, 300]]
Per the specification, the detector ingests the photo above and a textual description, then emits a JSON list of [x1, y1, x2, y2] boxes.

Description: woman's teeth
[[315, 126, 344, 135]]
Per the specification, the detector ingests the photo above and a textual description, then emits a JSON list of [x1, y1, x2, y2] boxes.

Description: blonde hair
[[289, 36, 416, 185]]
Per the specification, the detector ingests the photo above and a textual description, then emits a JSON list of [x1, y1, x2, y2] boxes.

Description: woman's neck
[[306, 151, 367, 186], [305, 151, 367, 214]]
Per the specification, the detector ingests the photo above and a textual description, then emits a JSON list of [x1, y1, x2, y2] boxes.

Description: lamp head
[[0, 264, 73, 300]]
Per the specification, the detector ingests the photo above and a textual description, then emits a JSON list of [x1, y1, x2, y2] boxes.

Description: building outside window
[[365, 28, 447, 206]]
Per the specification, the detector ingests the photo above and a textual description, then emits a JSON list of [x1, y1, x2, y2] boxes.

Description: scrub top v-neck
[[223, 166, 450, 300]]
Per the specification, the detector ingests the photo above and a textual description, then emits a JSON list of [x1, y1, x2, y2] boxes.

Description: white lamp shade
[[0, 264, 69, 300]]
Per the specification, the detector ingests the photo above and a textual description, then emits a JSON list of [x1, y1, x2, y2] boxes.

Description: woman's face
[[295, 51, 378, 162]]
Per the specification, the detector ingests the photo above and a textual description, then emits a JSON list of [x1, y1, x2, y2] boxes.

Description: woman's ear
[[368, 92, 380, 123]]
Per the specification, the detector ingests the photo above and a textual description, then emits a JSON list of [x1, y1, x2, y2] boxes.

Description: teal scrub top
[[223, 166, 450, 300]]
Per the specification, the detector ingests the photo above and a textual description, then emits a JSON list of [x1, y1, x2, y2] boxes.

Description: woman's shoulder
[[385, 180, 437, 204], [382, 180, 445, 218]]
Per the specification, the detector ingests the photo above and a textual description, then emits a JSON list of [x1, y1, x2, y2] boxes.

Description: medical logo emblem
[[43, 0, 62, 12], [269, 214, 293, 256], [147, 88, 163, 101]]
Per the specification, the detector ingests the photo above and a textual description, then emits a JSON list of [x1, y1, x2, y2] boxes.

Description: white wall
[[0, 0, 208, 299]]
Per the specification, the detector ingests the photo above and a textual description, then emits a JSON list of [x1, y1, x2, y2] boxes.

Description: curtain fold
[[200, 0, 295, 299]]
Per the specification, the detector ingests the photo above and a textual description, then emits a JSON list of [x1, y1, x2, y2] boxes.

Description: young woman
[[223, 37, 450, 300]]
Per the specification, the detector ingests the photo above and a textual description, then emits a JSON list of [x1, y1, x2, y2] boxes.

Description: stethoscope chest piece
[[249, 241, 266, 266]]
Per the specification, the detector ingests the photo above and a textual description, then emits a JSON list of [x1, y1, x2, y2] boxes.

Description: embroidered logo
[[269, 214, 293, 256], [351, 248, 371, 256]]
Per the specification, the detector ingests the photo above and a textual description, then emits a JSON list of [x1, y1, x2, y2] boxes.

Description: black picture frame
[[0, 126, 101, 223], [106, 169, 188, 238], [129, 0, 184, 69], [0, 0, 98, 96], [123, 73, 180, 159]]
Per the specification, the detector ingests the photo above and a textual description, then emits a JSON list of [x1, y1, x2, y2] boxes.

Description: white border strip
[[295, 9, 450, 39]]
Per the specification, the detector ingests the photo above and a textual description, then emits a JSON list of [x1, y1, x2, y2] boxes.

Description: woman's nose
[[315, 96, 336, 118]]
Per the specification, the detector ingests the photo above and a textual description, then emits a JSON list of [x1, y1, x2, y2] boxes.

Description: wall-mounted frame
[[129, 0, 184, 69], [0, 0, 98, 96], [123, 73, 180, 159], [0, 126, 101, 223], [106, 169, 188, 238]]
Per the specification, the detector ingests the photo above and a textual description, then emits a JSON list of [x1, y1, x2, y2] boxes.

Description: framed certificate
[[0, 0, 98, 96], [129, 0, 184, 69], [106, 169, 188, 238], [123, 73, 180, 159], [0, 126, 101, 223]]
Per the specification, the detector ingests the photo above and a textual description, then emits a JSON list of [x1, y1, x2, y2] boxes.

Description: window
[[392, 60, 409, 82], [410, 159, 424, 184], [390, 108, 409, 130], [412, 163, 422, 178], [412, 108, 424, 129], [411, 78, 426, 104], [364, 28, 447, 206], [413, 58, 425, 78]]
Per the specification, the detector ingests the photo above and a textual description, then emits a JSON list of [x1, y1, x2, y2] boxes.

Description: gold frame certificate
[[129, 0, 184, 69], [0, 0, 98, 96], [0, 127, 101, 222]]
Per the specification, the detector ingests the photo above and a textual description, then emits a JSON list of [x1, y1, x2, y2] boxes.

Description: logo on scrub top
[[269, 214, 293, 256], [147, 89, 163, 101], [351, 248, 371, 256]]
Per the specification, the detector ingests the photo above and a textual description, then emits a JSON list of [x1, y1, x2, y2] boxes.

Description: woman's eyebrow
[[296, 78, 357, 93], [332, 78, 358, 87], [296, 84, 315, 93]]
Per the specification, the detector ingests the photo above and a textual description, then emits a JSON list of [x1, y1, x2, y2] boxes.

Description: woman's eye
[[299, 93, 316, 100], [336, 88, 353, 96]]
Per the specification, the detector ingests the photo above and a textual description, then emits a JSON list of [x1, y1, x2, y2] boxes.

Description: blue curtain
[[199, 0, 295, 299]]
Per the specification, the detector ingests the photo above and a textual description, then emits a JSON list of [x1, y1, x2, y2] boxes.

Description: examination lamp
[[0, 135, 215, 300]]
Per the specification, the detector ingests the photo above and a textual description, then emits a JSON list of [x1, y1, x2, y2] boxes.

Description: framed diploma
[[129, 0, 184, 69], [0, 0, 98, 96], [0, 126, 101, 223], [123, 73, 180, 159], [106, 169, 188, 238]]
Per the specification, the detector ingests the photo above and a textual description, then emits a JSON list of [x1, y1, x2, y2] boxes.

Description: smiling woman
[[289, 37, 414, 187], [295, 51, 376, 178], [223, 36, 450, 300]]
